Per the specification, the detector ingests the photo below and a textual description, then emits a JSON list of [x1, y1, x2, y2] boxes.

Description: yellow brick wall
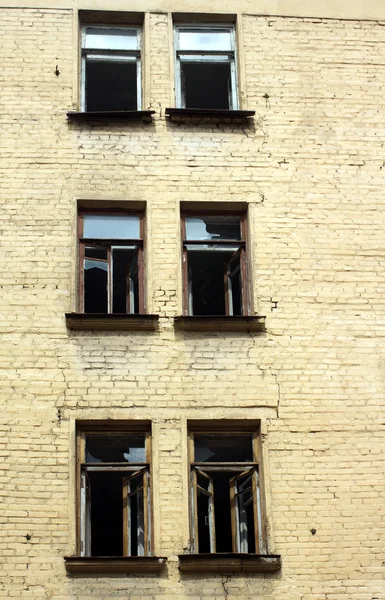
[[1, 5, 385, 599]]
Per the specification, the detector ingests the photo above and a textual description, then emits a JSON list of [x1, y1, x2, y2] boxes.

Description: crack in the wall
[[221, 574, 230, 599]]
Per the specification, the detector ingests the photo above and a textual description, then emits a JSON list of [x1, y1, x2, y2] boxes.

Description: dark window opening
[[182, 62, 230, 109], [84, 247, 108, 313], [188, 250, 242, 316], [89, 471, 124, 557], [85, 61, 137, 111], [112, 248, 138, 314]]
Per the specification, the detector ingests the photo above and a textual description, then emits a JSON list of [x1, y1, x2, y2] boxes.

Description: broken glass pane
[[85, 247, 107, 260], [86, 434, 146, 463], [178, 29, 232, 51], [194, 435, 253, 462], [185, 216, 241, 241], [85, 27, 139, 51], [83, 215, 140, 239]]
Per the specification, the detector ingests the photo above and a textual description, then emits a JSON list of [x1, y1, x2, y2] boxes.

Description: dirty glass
[[83, 214, 140, 239], [178, 29, 232, 51], [85, 27, 138, 50]]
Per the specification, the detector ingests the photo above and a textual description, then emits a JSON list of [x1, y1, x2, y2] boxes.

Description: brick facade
[[1, 3, 385, 599]]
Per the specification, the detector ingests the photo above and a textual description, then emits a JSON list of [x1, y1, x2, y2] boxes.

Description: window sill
[[178, 553, 281, 574], [65, 313, 159, 331], [67, 110, 155, 123], [174, 316, 265, 332], [64, 556, 167, 575], [165, 108, 255, 123]]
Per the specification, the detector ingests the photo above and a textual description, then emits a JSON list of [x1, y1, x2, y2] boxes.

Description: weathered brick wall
[[1, 6, 385, 599]]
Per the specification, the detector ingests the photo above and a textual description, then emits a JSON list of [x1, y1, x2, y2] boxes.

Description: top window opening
[[81, 26, 141, 112], [175, 25, 238, 110], [182, 213, 248, 317]]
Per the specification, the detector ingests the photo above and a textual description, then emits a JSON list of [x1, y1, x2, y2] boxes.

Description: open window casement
[[80, 470, 92, 557], [175, 25, 238, 110], [191, 468, 216, 553], [224, 247, 247, 316], [123, 468, 151, 557], [230, 468, 263, 553], [79, 212, 145, 314], [81, 26, 142, 112], [189, 428, 266, 555]]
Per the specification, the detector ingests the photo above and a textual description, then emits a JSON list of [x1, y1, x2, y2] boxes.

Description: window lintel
[[79, 10, 144, 26]]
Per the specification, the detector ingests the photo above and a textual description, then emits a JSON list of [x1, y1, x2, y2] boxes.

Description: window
[[78, 211, 145, 314], [81, 26, 141, 111], [77, 424, 152, 557], [181, 213, 248, 316], [174, 25, 238, 110], [188, 426, 266, 554]]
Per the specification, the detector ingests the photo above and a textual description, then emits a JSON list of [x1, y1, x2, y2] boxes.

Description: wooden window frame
[[75, 422, 153, 558], [174, 24, 238, 110], [188, 426, 267, 555], [80, 24, 142, 112], [78, 209, 145, 315], [181, 211, 249, 317]]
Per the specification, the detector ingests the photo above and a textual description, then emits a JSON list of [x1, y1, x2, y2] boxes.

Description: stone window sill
[[165, 108, 255, 123], [65, 313, 159, 331], [67, 110, 155, 123], [64, 556, 166, 575], [178, 553, 281, 574], [174, 316, 265, 332]]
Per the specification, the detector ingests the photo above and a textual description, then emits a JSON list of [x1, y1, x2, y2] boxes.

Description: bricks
[[1, 4, 385, 600]]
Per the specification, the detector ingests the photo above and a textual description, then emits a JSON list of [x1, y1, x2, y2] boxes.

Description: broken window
[[181, 213, 248, 316], [77, 426, 151, 557], [81, 26, 141, 111], [78, 211, 144, 314], [189, 428, 265, 554], [174, 25, 238, 110]]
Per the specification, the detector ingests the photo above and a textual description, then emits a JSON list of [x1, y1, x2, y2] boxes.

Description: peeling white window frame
[[174, 24, 238, 110], [81, 25, 142, 112]]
